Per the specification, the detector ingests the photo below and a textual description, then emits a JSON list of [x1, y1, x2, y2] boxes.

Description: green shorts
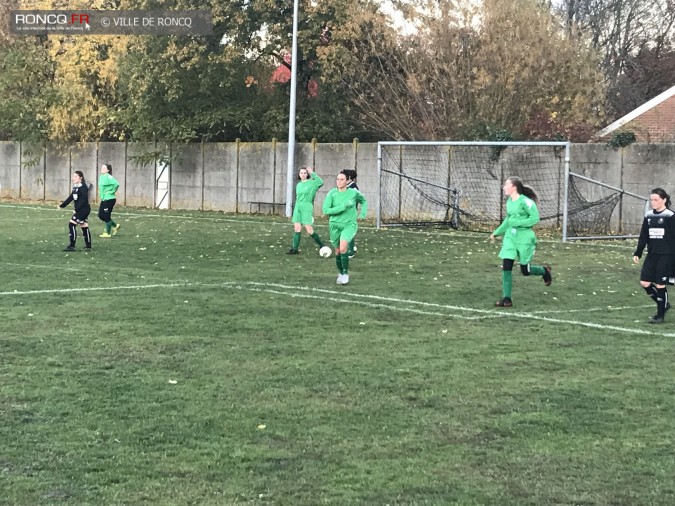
[[499, 229, 537, 265], [329, 222, 358, 247], [291, 202, 315, 225]]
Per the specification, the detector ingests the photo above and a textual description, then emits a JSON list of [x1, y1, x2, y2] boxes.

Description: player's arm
[[110, 175, 120, 193], [355, 191, 368, 219], [310, 172, 323, 189], [322, 190, 347, 216], [59, 194, 74, 208], [508, 199, 540, 228], [633, 217, 649, 259], [492, 216, 510, 237]]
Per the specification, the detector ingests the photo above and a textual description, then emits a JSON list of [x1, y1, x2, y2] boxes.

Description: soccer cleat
[[543, 264, 552, 286], [286, 248, 299, 255], [84, 246, 92, 251], [112, 224, 121, 236], [63, 245, 76, 252], [99, 232, 112, 238], [348, 251, 356, 259], [336, 274, 344, 285], [495, 297, 513, 307], [341, 274, 349, 285], [649, 315, 665, 324]]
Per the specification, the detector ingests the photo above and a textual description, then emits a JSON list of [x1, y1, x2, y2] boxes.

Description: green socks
[[310, 232, 324, 247], [340, 254, 349, 274], [529, 265, 545, 276], [292, 232, 301, 250], [105, 221, 112, 233], [335, 254, 343, 274], [502, 270, 512, 298]]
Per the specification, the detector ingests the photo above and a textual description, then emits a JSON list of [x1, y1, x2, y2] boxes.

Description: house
[[595, 85, 675, 143]]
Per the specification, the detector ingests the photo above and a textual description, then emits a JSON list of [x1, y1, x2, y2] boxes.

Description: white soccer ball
[[319, 246, 332, 258]]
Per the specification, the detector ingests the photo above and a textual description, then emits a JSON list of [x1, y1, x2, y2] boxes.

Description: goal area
[[376, 141, 648, 241]]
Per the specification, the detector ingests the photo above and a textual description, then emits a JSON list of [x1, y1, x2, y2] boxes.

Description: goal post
[[376, 141, 648, 241]]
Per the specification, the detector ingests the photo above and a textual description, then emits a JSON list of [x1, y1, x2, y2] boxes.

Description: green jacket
[[99, 173, 120, 201], [322, 187, 367, 224]]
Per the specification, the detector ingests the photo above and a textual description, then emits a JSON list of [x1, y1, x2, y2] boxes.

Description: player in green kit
[[490, 176, 552, 307], [322, 171, 368, 285], [287, 166, 326, 254]]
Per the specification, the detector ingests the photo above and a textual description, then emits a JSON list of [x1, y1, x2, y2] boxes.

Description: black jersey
[[634, 208, 675, 257], [347, 181, 359, 191], [60, 183, 91, 215]]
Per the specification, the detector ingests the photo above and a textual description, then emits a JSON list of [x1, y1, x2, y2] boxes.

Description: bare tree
[[320, 0, 605, 140]]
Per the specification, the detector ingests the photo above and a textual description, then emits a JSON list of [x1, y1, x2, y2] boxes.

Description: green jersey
[[99, 173, 120, 201], [295, 173, 323, 204], [322, 187, 367, 224], [493, 194, 540, 237]]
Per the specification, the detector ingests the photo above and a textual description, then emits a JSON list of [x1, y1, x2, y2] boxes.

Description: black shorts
[[641, 254, 675, 284], [99, 199, 116, 221], [71, 208, 90, 224]]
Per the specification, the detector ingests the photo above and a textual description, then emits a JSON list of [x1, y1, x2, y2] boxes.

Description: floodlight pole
[[285, 0, 300, 218]]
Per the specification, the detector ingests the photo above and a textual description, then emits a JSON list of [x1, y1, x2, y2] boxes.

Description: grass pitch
[[2, 203, 675, 505]]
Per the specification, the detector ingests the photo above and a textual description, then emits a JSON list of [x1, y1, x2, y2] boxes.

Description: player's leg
[[348, 237, 356, 258], [304, 224, 324, 248], [329, 223, 344, 283], [517, 240, 550, 284], [64, 217, 78, 251], [108, 199, 119, 234], [496, 238, 517, 307], [81, 220, 92, 249], [339, 224, 357, 284], [496, 258, 514, 307], [99, 200, 113, 237], [288, 222, 301, 254], [648, 255, 673, 323]]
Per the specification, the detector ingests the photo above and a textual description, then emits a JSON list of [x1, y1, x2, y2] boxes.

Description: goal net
[[377, 141, 648, 240]]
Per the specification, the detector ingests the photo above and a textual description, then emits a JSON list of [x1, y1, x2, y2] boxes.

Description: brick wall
[[607, 95, 675, 143]]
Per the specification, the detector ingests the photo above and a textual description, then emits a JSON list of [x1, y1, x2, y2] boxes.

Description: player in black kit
[[59, 170, 92, 252], [633, 188, 675, 324]]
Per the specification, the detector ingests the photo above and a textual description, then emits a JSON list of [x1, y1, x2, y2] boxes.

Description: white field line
[[0, 279, 670, 336], [529, 304, 653, 314], [0, 203, 635, 249], [227, 284, 505, 321], [234, 282, 675, 337], [0, 283, 190, 296]]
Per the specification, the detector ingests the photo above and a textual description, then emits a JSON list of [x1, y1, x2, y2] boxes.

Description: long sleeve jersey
[[99, 173, 120, 201], [493, 194, 540, 237], [295, 173, 323, 205], [634, 208, 675, 258], [60, 183, 91, 213], [322, 187, 367, 224]]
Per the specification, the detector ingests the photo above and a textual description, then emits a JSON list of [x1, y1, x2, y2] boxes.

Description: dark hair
[[651, 188, 671, 208], [75, 170, 86, 184], [343, 169, 357, 181], [104, 163, 113, 175], [297, 166, 310, 180], [507, 176, 537, 202]]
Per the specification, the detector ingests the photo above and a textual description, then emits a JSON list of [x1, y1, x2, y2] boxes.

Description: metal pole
[[285, 0, 300, 218], [562, 143, 570, 242]]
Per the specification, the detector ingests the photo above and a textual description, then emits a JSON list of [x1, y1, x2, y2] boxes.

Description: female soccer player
[[322, 171, 367, 285], [633, 188, 675, 324], [490, 176, 552, 307], [59, 170, 92, 251], [287, 166, 326, 254], [98, 163, 121, 238]]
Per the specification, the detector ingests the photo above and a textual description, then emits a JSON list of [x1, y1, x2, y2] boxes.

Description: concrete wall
[[1, 140, 674, 235]]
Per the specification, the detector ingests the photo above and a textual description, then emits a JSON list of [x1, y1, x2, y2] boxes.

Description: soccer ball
[[319, 246, 332, 258]]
